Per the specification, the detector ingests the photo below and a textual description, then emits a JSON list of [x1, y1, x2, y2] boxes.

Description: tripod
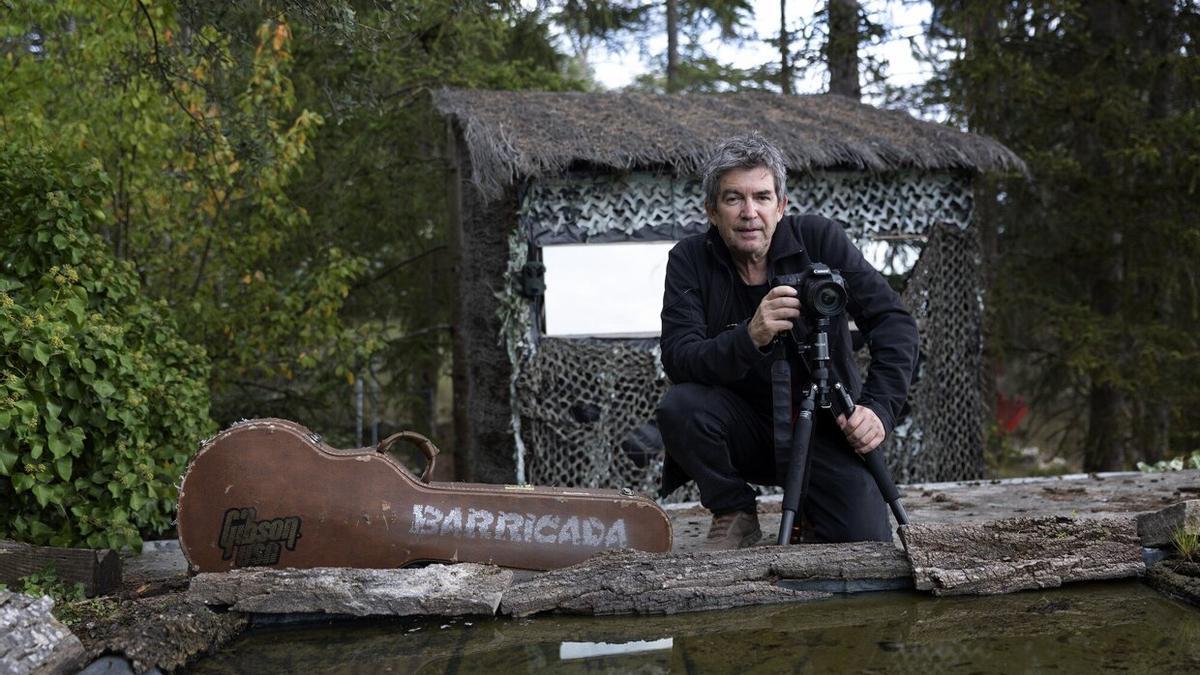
[[773, 316, 910, 545]]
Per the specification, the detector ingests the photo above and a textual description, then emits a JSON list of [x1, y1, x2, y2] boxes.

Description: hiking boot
[[701, 510, 761, 550]]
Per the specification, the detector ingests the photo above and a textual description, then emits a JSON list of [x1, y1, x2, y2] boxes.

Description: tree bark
[[900, 515, 1143, 596], [70, 593, 246, 673], [0, 591, 85, 675], [666, 0, 680, 92], [826, 0, 860, 99], [500, 542, 909, 616], [1081, 0, 1129, 472], [189, 564, 513, 617], [779, 0, 792, 94]]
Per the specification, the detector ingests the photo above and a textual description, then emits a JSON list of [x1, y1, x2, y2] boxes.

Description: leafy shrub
[[0, 144, 216, 550]]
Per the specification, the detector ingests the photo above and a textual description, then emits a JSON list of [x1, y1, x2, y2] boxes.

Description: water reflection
[[189, 581, 1200, 674]]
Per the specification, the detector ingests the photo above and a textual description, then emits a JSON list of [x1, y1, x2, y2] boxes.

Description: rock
[[0, 590, 86, 675], [500, 542, 909, 617], [1136, 500, 1200, 548], [900, 515, 1144, 596], [188, 564, 513, 617]]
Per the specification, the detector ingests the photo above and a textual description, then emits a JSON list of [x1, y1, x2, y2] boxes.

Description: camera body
[[771, 263, 849, 319]]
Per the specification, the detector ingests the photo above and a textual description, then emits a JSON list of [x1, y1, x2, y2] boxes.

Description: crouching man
[[656, 133, 919, 549]]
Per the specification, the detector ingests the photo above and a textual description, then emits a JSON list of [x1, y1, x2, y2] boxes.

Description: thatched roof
[[434, 89, 1025, 197]]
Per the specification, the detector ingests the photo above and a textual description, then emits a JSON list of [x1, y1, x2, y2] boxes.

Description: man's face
[[706, 166, 787, 263]]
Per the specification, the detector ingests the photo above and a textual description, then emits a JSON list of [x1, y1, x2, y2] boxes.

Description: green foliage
[[0, 144, 215, 550], [15, 567, 86, 605], [1172, 526, 1200, 562], [0, 2, 369, 436], [255, 1, 586, 439], [920, 0, 1200, 470], [1137, 450, 1200, 473], [0, 1, 587, 448]]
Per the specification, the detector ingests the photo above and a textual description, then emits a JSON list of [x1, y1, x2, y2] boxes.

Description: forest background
[[1, 0, 1198, 548]]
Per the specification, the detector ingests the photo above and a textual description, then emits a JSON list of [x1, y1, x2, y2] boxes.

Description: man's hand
[[749, 285, 801, 348], [837, 406, 885, 454]]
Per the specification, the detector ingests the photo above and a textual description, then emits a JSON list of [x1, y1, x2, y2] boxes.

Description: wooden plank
[[0, 539, 121, 598]]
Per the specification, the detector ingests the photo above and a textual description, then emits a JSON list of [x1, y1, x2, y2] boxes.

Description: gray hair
[[700, 133, 788, 209]]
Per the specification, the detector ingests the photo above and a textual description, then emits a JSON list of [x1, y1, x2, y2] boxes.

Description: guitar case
[[176, 419, 673, 572]]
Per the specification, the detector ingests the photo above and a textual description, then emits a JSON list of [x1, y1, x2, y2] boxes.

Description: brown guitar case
[[177, 419, 672, 572]]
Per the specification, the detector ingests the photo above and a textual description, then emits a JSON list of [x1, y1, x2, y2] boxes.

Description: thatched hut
[[433, 90, 1023, 495]]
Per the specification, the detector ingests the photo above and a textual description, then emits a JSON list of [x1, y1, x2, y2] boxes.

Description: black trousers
[[656, 382, 892, 543]]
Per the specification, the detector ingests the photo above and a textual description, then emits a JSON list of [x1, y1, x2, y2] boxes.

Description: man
[[656, 133, 919, 549]]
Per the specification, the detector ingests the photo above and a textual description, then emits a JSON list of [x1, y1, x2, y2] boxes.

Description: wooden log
[[899, 515, 1144, 596], [0, 540, 120, 598], [500, 542, 910, 617], [1136, 499, 1200, 548], [0, 590, 86, 675], [188, 564, 513, 617]]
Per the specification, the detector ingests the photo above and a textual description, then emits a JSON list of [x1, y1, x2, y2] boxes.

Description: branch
[[135, 0, 215, 141], [351, 244, 447, 291]]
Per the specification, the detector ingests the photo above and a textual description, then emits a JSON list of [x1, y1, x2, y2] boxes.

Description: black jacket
[[658, 214, 920, 496]]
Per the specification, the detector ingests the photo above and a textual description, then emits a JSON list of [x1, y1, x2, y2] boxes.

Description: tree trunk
[[826, 0, 860, 99], [1130, 0, 1177, 464], [779, 0, 792, 94], [962, 7, 1003, 451], [1084, 380, 1127, 471], [666, 0, 680, 92], [1081, 0, 1129, 473]]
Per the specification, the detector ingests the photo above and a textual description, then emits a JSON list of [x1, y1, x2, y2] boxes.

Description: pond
[[188, 581, 1200, 673]]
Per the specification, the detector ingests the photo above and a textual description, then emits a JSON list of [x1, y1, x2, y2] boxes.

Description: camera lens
[[808, 281, 847, 316]]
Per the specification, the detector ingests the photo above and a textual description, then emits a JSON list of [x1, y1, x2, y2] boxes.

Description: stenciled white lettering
[[495, 512, 522, 541], [407, 504, 629, 549], [466, 509, 494, 539], [409, 504, 443, 536], [582, 517, 604, 546], [534, 514, 559, 543], [440, 508, 463, 536], [558, 516, 580, 546], [604, 519, 627, 547]]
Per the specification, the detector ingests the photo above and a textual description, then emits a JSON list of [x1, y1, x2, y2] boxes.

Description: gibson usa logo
[[218, 507, 303, 567], [409, 505, 628, 548]]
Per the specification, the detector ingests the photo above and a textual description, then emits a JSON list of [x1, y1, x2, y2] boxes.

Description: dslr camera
[[771, 263, 849, 319]]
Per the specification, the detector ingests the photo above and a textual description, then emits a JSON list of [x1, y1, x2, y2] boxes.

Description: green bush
[[0, 144, 216, 551]]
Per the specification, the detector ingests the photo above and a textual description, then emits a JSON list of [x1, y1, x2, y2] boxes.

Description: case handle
[[377, 431, 439, 484]]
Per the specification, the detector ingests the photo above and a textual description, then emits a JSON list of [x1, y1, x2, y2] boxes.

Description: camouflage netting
[[511, 171, 983, 500], [886, 222, 986, 483]]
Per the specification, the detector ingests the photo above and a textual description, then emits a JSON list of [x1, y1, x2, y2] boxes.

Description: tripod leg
[[862, 449, 909, 526], [832, 382, 910, 527], [778, 384, 816, 545]]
